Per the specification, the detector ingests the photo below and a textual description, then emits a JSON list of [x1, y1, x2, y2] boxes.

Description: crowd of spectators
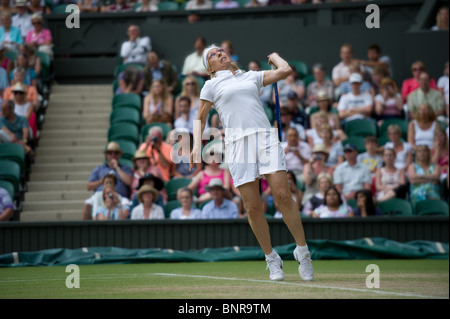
[[80, 4, 448, 221], [0, 1, 448, 222], [1, 0, 55, 221]]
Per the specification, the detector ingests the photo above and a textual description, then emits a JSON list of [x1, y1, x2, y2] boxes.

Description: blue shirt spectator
[[200, 178, 239, 219], [87, 142, 133, 199], [201, 198, 239, 219]]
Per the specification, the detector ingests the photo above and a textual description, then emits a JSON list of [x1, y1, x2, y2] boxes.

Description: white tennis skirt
[[224, 130, 287, 188]]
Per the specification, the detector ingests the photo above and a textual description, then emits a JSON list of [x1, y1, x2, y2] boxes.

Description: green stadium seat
[[303, 74, 315, 89], [51, 4, 70, 13], [35, 51, 51, 81], [0, 160, 21, 194], [4, 50, 17, 64], [344, 119, 378, 137], [110, 107, 141, 127], [346, 199, 357, 209], [0, 143, 26, 174], [236, 0, 251, 7], [114, 140, 137, 162], [112, 93, 142, 112], [258, 60, 271, 71], [108, 123, 139, 145], [287, 60, 308, 79], [119, 158, 133, 169], [377, 198, 413, 216], [414, 199, 449, 216], [264, 105, 274, 123], [198, 200, 211, 210], [164, 200, 181, 218], [165, 178, 192, 201], [157, 2, 179, 10], [0, 180, 15, 201]]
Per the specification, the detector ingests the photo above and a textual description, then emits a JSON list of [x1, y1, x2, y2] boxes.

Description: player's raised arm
[[263, 53, 292, 86]]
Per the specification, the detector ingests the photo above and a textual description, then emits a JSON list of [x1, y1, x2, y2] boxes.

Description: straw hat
[[312, 144, 329, 154], [15, 0, 27, 6], [133, 149, 149, 161], [104, 141, 123, 154], [137, 185, 159, 203], [316, 90, 330, 102], [11, 82, 26, 93]]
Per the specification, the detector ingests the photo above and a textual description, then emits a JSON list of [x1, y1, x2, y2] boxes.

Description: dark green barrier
[[1, 238, 447, 267]]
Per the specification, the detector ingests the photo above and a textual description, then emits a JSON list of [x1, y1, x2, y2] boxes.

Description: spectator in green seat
[[408, 144, 441, 206]]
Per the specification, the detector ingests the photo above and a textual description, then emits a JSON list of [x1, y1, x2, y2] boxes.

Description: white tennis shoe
[[294, 247, 314, 281], [265, 253, 285, 281]]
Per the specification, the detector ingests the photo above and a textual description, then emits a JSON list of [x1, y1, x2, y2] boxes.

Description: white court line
[[152, 273, 448, 299], [1, 273, 447, 299]]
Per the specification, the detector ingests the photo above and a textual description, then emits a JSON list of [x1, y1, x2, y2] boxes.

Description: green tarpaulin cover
[[0, 237, 447, 267]]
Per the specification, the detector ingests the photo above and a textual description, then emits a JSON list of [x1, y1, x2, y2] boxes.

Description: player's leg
[[264, 170, 307, 246], [238, 179, 285, 281], [265, 170, 314, 281], [237, 179, 271, 254]]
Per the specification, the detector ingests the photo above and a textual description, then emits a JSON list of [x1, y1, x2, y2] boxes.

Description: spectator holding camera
[[94, 186, 126, 220], [82, 170, 130, 220], [138, 126, 174, 182]]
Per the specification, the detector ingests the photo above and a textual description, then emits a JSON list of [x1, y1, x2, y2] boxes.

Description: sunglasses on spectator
[[106, 151, 120, 155], [412, 67, 423, 71], [185, 82, 196, 86], [13, 92, 24, 95]]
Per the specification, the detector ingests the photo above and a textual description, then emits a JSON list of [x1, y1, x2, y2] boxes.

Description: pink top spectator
[[25, 28, 52, 46], [401, 77, 437, 102], [198, 169, 225, 195]]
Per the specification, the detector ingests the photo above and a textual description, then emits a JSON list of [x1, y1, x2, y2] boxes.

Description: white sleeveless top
[[14, 102, 31, 117], [414, 120, 436, 149], [380, 167, 400, 188]]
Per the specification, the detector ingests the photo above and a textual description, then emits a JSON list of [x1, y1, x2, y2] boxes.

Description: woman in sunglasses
[[25, 13, 53, 58]]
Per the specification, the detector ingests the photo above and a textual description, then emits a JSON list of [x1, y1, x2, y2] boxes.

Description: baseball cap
[[287, 91, 298, 100], [343, 143, 358, 152], [205, 178, 225, 191], [349, 73, 363, 83]]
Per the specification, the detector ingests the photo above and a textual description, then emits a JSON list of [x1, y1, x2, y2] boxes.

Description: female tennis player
[[189, 45, 314, 281]]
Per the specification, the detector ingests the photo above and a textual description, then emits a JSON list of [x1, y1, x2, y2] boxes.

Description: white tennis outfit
[[200, 70, 287, 187]]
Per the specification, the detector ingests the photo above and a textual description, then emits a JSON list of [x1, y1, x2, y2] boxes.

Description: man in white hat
[[12, 0, 33, 39], [200, 178, 238, 219], [337, 72, 374, 126]]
